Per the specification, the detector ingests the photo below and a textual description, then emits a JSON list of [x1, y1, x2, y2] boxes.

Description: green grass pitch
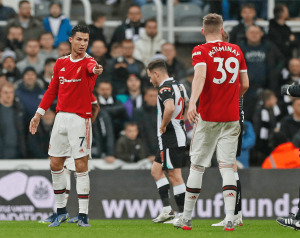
[[0, 220, 299, 238]]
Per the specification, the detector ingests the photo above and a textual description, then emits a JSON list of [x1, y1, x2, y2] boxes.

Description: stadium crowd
[[1, 0, 300, 169]]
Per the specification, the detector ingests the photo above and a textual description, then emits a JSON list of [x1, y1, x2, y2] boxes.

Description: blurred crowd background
[[1, 0, 300, 169]]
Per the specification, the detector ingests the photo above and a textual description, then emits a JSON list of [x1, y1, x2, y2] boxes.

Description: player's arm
[[91, 94, 100, 123], [160, 100, 175, 134], [188, 65, 206, 124], [282, 84, 300, 97], [239, 72, 249, 98], [29, 62, 60, 135], [87, 59, 103, 75]]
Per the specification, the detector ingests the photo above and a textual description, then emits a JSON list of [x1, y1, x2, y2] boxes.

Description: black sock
[[78, 213, 88, 220], [57, 207, 67, 215], [174, 192, 185, 213], [296, 187, 300, 220], [158, 184, 170, 207], [234, 179, 241, 215]]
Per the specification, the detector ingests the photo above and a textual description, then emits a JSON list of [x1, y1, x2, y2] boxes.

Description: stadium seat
[[35, 1, 50, 18], [174, 3, 204, 43]]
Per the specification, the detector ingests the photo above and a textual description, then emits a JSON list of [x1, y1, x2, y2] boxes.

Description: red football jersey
[[38, 53, 97, 118], [192, 40, 247, 122]]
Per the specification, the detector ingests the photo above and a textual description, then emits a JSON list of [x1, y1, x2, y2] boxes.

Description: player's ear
[[69, 37, 72, 44], [201, 28, 205, 36], [221, 28, 224, 35]]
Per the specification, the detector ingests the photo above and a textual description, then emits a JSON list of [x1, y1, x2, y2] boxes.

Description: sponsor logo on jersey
[[159, 87, 171, 94], [192, 51, 201, 57], [60, 67, 65, 71], [59, 76, 81, 84], [208, 46, 240, 57], [77, 66, 81, 73]]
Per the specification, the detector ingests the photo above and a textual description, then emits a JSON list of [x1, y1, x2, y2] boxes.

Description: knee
[[50, 159, 64, 171], [190, 163, 205, 174], [76, 163, 87, 173], [151, 166, 159, 180]]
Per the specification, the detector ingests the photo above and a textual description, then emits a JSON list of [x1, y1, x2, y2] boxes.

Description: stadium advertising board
[[0, 169, 298, 220]]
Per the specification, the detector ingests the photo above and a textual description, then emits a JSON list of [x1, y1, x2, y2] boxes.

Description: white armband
[[287, 87, 290, 95], [36, 107, 45, 116]]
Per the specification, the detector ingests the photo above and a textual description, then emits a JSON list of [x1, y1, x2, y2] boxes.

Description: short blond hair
[[203, 13, 223, 34]]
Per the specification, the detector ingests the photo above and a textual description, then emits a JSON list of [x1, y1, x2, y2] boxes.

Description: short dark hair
[[98, 79, 112, 86], [26, 38, 40, 45], [144, 87, 157, 94], [92, 10, 106, 22], [125, 122, 138, 129], [145, 18, 157, 27], [41, 31, 53, 38], [262, 89, 275, 103], [111, 42, 122, 51], [274, 4, 285, 20], [44, 58, 56, 67], [19, 0, 30, 8], [128, 4, 141, 11], [71, 25, 90, 37], [241, 3, 256, 11], [147, 59, 168, 73]]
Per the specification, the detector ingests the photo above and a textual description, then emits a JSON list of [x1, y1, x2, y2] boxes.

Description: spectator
[[27, 110, 55, 158], [0, 82, 27, 159], [132, 87, 158, 160], [133, 19, 166, 67], [179, 68, 193, 98], [16, 39, 45, 75], [5, 0, 43, 44], [268, 4, 298, 63], [5, 26, 25, 61], [239, 25, 284, 121], [253, 90, 286, 165], [43, 0, 73, 48], [15, 67, 45, 120], [110, 4, 145, 47], [230, 3, 263, 44], [161, 43, 186, 81], [236, 120, 256, 168], [96, 80, 128, 139], [92, 109, 116, 163], [89, 10, 107, 48], [122, 40, 146, 82], [1, 50, 21, 83], [281, 58, 300, 85], [39, 32, 59, 60], [116, 74, 143, 119], [115, 122, 147, 163], [109, 42, 123, 59], [91, 40, 108, 80], [57, 42, 71, 57], [0, 72, 8, 89], [279, 98, 300, 141], [0, 0, 16, 20], [108, 56, 129, 95], [40, 58, 56, 89]]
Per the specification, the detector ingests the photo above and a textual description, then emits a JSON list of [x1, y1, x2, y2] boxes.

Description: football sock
[[183, 164, 205, 220], [76, 171, 90, 215], [173, 183, 186, 213], [296, 187, 300, 220], [219, 163, 237, 223], [234, 172, 242, 215], [51, 169, 67, 214], [156, 177, 170, 207], [64, 168, 71, 207]]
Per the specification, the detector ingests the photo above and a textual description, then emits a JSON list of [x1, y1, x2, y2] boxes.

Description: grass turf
[[0, 220, 299, 238]]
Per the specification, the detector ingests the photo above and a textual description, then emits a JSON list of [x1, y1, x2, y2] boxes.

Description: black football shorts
[[155, 147, 186, 170]]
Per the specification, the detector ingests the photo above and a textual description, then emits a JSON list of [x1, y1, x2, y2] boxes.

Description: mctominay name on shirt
[[208, 46, 240, 58]]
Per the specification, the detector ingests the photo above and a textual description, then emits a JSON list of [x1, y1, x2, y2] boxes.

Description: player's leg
[[151, 152, 174, 223], [216, 121, 240, 231], [168, 169, 185, 214], [233, 163, 243, 226]]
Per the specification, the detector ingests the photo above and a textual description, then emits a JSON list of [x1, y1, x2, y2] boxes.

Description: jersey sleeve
[[239, 49, 247, 73], [86, 57, 97, 74], [37, 61, 60, 115], [91, 94, 97, 104], [192, 45, 206, 70], [158, 86, 174, 104]]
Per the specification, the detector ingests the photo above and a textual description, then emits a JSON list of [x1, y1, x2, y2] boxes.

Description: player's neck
[[158, 75, 170, 86], [205, 35, 222, 43], [71, 51, 86, 60]]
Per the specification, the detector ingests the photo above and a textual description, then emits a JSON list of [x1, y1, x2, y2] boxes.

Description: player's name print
[[209, 46, 240, 58]]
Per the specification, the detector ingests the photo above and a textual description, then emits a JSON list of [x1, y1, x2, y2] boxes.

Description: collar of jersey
[[70, 53, 87, 62], [206, 40, 223, 43], [159, 77, 173, 87]]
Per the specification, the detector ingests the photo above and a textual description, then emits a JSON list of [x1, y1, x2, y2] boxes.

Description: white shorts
[[49, 112, 92, 159], [190, 114, 240, 167]]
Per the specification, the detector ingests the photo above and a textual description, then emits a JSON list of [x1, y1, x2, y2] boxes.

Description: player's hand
[[160, 126, 166, 134], [281, 84, 290, 96], [105, 156, 115, 164], [29, 114, 41, 135], [93, 64, 103, 75], [187, 103, 198, 124]]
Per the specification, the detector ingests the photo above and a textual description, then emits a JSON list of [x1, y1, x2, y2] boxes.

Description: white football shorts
[[190, 114, 240, 167], [48, 112, 92, 159]]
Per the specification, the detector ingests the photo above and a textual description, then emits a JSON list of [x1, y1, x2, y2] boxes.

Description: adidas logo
[[60, 67, 65, 71], [226, 193, 235, 197], [189, 196, 197, 199], [79, 149, 84, 153]]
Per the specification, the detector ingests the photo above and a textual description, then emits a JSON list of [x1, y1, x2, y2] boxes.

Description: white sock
[[51, 169, 66, 208], [64, 169, 71, 207], [219, 164, 237, 223], [183, 164, 205, 220], [162, 206, 172, 213], [76, 171, 90, 214], [234, 172, 239, 180]]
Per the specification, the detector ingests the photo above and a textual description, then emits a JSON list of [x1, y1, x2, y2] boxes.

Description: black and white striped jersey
[[157, 78, 189, 150]]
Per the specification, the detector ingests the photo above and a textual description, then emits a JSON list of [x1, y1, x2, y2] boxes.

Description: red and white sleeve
[[192, 46, 207, 70], [91, 94, 97, 104], [239, 50, 247, 73]]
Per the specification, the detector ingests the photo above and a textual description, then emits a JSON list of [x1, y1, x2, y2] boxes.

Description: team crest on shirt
[[77, 66, 81, 73], [178, 85, 183, 91], [159, 87, 171, 94]]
